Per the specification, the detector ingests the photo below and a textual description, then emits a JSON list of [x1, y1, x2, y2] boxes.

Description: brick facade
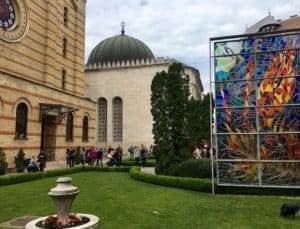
[[0, 0, 96, 167]]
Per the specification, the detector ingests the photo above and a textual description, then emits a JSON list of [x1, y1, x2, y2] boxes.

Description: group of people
[[66, 147, 103, 167], [27, 151, 46, 172], [107, 145, 123, 166], [82, 147, 103, 166], [192, 144, 213, 159], [128, 144, 148, 166]]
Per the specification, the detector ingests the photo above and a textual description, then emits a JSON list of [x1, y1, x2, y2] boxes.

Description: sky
[[85, 0, 299, 92]]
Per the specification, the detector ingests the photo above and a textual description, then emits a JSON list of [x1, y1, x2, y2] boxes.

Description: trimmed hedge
[[172, 158, 215, 179], [1, 164, 298, 196], [129, 166, 212, 193], [0, 166, 131, 186], [216, 185, 300, 196], [121, 158, 156, 167]]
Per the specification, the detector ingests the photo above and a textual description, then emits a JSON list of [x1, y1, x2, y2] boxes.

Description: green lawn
[[0, 172, 299, 229]]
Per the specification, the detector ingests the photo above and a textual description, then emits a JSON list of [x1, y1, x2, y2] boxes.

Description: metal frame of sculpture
[[210, 29, 300, 188]]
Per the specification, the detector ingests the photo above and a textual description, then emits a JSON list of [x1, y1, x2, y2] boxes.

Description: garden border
[[0, 166, 130, 186], [129, 166, 212, 193], [1, 165, 299, 196]]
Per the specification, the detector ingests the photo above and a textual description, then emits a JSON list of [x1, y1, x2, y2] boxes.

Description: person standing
[[140, 144, 147, 166], [97, 148, 103, 166], [133, 145, 140, 165], [80, 148, 86, 166], [37, 150, 46, 172], [70, 147, 75, 167], [128, 145, 134, 158], [28, 156, 38, 172], [66, 148, 71, 167], [116, 145, 123, 166]]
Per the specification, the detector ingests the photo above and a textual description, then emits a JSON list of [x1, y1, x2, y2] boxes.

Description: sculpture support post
[[48, 177, 79, 224]]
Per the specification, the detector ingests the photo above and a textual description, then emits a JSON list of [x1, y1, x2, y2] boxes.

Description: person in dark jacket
[[37, 150, 46, 172], [116, 145, 123, 166], [140, 144, 148, 166], [96, 148, 103, 166]]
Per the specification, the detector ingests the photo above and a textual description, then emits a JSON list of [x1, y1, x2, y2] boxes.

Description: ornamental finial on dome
[[121, 21, 126, 35]]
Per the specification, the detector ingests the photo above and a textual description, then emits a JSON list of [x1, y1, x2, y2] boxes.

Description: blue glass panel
[[215, 54, 254, 81], [216, 81, 256, 107]]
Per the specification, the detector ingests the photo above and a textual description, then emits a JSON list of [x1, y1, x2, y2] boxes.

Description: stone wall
[[85, 59, 203, 153]]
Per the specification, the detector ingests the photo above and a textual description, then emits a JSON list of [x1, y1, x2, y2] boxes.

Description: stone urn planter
[[25, 177, 99, 229]]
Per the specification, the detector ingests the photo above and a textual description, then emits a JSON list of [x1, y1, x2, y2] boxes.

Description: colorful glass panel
[[214, 38, 255, 56], [216, 81, 256, 107], [261, 162, 300, 186], [214, 33, 300, 187], [215, 54, 255, 81], [217, 135, 257, 160], [218, 162, 259, 185], [258, 106, 300, 132], [260, 134, 300, 160], [255, 50, 298, 78], [216, 107, 257, 133]]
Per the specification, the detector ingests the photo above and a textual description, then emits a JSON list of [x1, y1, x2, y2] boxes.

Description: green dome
[[87, 34, 155, 65]]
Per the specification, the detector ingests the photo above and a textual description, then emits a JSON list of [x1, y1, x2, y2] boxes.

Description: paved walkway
[[8, 158, 155, 174], [44, 157, 111, 171], [140, 167, 155, 174]]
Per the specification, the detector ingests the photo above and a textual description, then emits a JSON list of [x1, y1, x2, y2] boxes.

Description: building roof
[[245, 14, 300, 34], [277, 15, 300, 31], [245, 14, 280, 34], [87, 33, 155, 66]]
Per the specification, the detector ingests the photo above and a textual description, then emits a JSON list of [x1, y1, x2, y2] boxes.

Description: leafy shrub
[[15, 149, 26, 173], [130, 166, 212, 193], [82, 166, 131, 173], [121, 158, 156, 167], [172, 158, 215, 179], [155, 148, 189, 175], [0, 149, 8, 175], [216, 186, 300, 196]]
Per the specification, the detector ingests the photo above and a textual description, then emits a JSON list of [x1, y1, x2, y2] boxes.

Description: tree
[[0, 148, 8, 175], [187, 93, 212, 148], [151, 63, 190, 175], [15, 149, 25, 173]]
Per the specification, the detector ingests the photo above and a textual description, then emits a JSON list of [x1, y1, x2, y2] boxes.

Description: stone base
[[0, 215, 40, 229], [25, 214, 99, 229]]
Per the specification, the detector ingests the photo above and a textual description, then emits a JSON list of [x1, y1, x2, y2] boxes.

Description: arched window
[[66, 113, 73, 141], [15, 103, 28, 139], [0, 1, 15, 29], [98, 98, 107, 142], [62, 38, 67, 57], [63, 7, 68, 26], [61, 70, 66, 89], [82, 116, 89, 142], [112, 97, 122, 142]]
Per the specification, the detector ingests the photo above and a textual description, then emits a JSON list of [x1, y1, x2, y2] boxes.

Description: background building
[[245, 13, 300, 33], [85, 28, 203, 152], [0, 0, 96, 167]]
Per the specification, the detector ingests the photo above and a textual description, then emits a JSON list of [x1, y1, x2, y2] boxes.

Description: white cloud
[[85, 0, 299, 92]]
